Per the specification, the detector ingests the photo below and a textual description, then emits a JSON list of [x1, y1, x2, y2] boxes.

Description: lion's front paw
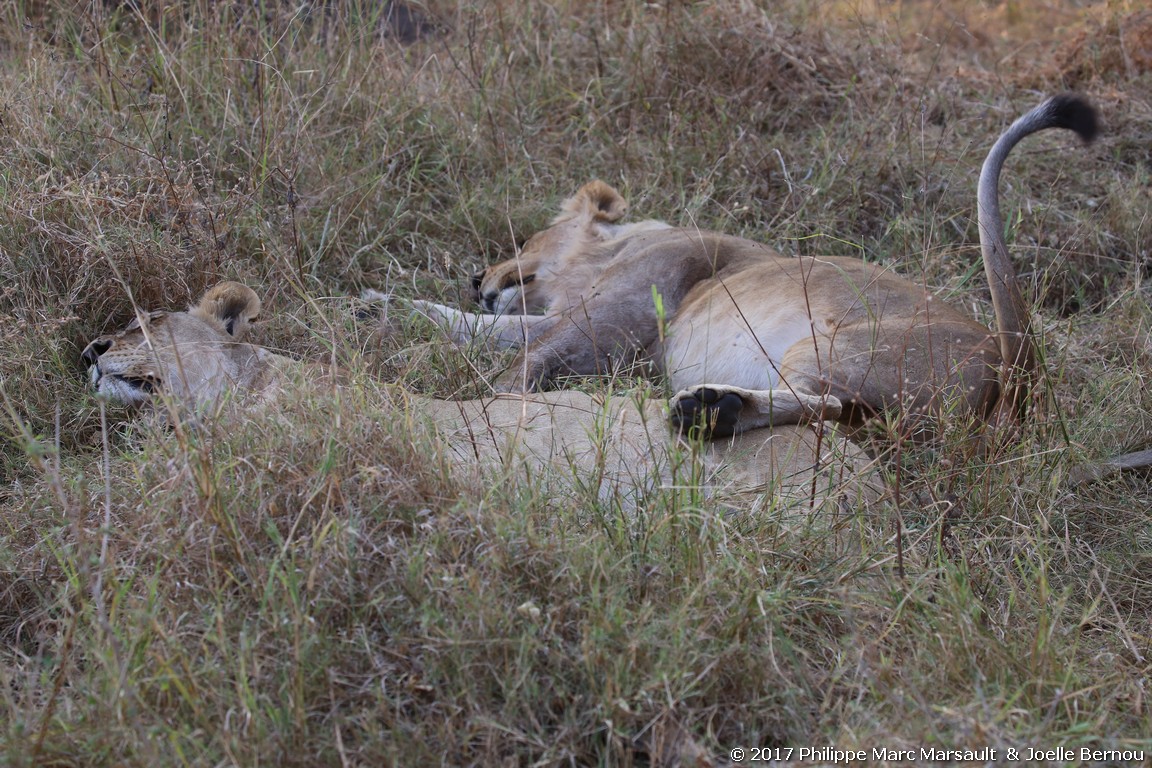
[[360, 289, 393, 304], [817, 394, 842, 421], [669, 386, 745, 439], [491, 367, 536, 394], [409, 299, 449, 322], [356, 289, 395, 322]]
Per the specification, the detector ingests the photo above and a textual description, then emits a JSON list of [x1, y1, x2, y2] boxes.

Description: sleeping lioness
[[82, 281, 880, 511], [416, 95, 1099, 437]]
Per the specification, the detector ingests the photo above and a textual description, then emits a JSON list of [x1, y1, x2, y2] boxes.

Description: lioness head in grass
[[472, 180, 670, 315], [82, 281, 278, 408]]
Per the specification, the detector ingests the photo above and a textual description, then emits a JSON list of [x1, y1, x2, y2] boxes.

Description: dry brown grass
[[2, 0, 1151, 764]]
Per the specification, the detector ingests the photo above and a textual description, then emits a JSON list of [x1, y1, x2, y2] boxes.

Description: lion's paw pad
[[670, 387, 744, 439]]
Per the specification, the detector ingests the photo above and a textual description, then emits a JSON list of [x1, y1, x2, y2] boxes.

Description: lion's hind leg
[[669, 384, 843, 438]]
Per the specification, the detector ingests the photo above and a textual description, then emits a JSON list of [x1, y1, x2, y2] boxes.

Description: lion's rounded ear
[[193, 281, 262, 338], [561, 180, 629, 223], [582, 180, 628, 222]]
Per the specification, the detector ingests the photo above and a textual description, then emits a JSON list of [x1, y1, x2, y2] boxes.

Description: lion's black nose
[[82, 338, 112, 366]]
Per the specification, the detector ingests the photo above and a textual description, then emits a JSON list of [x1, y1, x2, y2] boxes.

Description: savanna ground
[[2, 0, 1151, 765]]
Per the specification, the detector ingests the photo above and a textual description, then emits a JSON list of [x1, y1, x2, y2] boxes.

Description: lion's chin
[[91, 370, 157, 407]]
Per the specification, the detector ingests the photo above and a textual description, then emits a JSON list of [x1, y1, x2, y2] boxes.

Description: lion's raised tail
[[978, 93, 1098, 419]]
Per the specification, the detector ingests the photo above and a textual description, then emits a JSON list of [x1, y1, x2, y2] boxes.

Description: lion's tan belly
[[663, 290, 813, 392]]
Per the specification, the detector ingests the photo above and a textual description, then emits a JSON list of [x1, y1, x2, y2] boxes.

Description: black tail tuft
[[1047, 93, 1099, 143]]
